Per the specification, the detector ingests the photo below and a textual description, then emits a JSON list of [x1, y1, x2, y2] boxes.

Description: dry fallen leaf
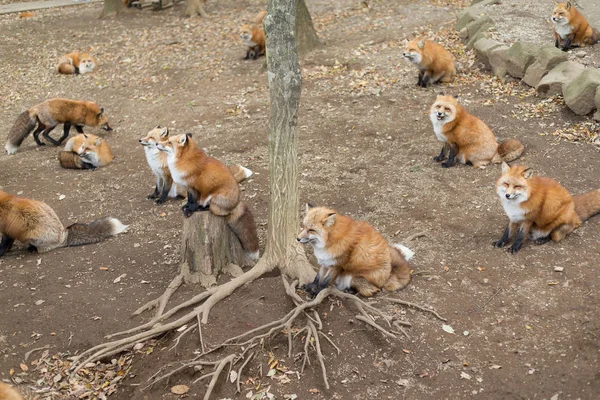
[[20, 363, 28, 372], [170, 384, 190, 395]]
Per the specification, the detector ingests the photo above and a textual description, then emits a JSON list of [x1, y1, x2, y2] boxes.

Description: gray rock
[[473, 38, 504, 68], [488, 45, 510, 78], [522, 46, 568, 87], [459, 27, 469, 40], [471, 0, 501, 6], [563, 69, 600, 115], [456, 9, 482, 31], [506, 42, 540, 79], [575, 51, 586, 58], [595, 87, 600, 121], [466, 16, 494, 39], [536, 61, 585, 97]]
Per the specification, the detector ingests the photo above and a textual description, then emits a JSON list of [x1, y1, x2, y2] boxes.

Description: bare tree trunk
[[100, 0, 125, 18], [296, 0, 322, 56], [186, 0, 208, 17], [264, 0, 316, 285]]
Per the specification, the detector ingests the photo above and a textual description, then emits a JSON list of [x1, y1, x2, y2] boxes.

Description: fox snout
[[103, 124, 113, 131], [436, 111, 445, 120]]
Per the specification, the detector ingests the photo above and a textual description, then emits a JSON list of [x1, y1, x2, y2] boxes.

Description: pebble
[[575, 51, 586, 58], [554, 266, 564, 272]]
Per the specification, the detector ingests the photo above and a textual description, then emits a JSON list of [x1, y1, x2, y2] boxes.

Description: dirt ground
[[1, 0, 599, 399]]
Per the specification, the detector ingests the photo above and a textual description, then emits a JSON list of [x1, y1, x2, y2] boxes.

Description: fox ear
[[97, 108, 104, 118], [186, 132, 193, 138], [323, 212, 336, 227], [501, 162, 510, 174], [565, 1, 571, 10], [417, 39, 425, 49], [522, 168, 533, 179], [83, 133, 88, 139], [305, 203, 314, 214], [453, 94, 459, 99], [178, 135, 188, 145], [156, 125, 162, 129], [160, 127, 169, 138]]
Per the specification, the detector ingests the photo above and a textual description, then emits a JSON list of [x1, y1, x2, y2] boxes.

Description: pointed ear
[[178, 134, 188, 146], [156, 125, 162, 129], [160, 127, 169, 138], [323, 213, 336, 227], [83, 133, 88, 139], [453, 94, 459, 99], [565, 1, 571, 10], [522, 168, 533, 179], [186, 133, 193, 138], [438, 91, 445, 96], [305, 203, 314, 214], [501, 162, 510, 174], [94, 138, 102, 146], [417, 40, 425, 49]]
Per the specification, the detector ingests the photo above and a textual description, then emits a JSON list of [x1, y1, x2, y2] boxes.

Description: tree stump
[[179, 211, 251, 287]]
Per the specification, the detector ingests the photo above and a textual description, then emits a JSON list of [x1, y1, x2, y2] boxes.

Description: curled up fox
[[297, 204, 414, 297]]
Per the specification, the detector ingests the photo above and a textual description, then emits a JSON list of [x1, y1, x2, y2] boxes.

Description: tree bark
[[296, 0, 322, 57], [264, 0, 316, 285], [100, 0, 125, 18], [179, 212, 251, 287], [186, 0, 208, 17]]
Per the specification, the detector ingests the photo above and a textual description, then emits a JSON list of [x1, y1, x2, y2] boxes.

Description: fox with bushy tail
[[0, 190, 127, 257], [5, 98, 112, 154]]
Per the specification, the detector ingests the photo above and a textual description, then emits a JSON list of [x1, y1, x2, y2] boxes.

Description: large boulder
[[536, 61, 585, 97], [563, 69, 600, 115], [506, 42, 539, 79], [488, 45, 510, 78], [473, 38, 504, 68], [465, 16, 494, 39], [522, 46, 568, 87], [471, 0, 501, 6], [456, 9, 482, 31]]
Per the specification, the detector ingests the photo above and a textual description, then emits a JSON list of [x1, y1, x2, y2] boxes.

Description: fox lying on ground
[[0, 190, 127, 257], [157, 133, 259, 260], [403, 38, 455, 87], [552, 1, 600, 50], [139, 126, 254, 204], [58, 133, 114, 169], [5, 99, 112, 154], [297, 204, 414, 297], [429, 94, 523, 168], [56, 52, 97, 75], [495, 162, 600, 253]]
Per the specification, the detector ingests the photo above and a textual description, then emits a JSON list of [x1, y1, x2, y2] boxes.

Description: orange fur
[[59, 133, 113, 169], [56, 52, 97, 75], [156, 134, 259, 259], [0, 383, 24, 400], [298, 205, 412, 297], [5, 99, 112, 154], [240, 10, 267, 60], [552, 2, 600, 50], [403, 38, 455, 87], [494, 162, 600, 253], [430, 95, 523, 168]]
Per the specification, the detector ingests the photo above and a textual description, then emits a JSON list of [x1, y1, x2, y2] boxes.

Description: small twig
[[197, 313, 205, 353], [308, 320, 329, 390], [301, 325, 312, 373], [402, 230, 429, 242], [202, 354, 236, 400], [355, 315, 397, 339], [170, 325, 195, 351], [24, 345, 51, 361], [236, 351, 255, 393], [68, 331, 74, 347], [133, 274, 183, 318], [387, 298, 447, 322], [393, 322, 411, 339], [318, 331, 341, 355]]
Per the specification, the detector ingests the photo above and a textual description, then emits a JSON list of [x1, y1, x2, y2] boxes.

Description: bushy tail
[[58, 151, 85, 169], [57, 62, 76, 74], [65, 217, 128, 247], [592, 28, 600, 44], [5, 110, 36, 154], [498, 139, 524, 162], [254, 10, 267, 25], [0, 382, 25, 400], [384, 244, 413, 292], [226, 202, 259, 260], [574, 189, 600, 222], [229, 164, 254, 183]]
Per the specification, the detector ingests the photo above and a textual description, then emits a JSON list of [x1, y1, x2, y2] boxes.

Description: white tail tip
[[241, 166, 254, 179], [109, 218, 129, 235], [393, 243, 415, 261], [5, 142, 18, 155]]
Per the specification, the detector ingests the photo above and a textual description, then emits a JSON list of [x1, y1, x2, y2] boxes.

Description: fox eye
[[444, 107, 450, 112], [503, 183, 509, 187], [513, 185, 522, 190]]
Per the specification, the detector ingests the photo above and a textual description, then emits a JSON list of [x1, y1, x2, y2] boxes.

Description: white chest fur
[[167, 158, 188, 186], [430, 114, 448, 143], [500, 198, 526, 222], [312, 246, 337, 267], [554, 22, 572, 39], [244, 38, 257, 47], [144, 147, 165, 177]]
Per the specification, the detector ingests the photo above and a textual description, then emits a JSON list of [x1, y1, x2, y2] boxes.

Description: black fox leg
[[147, 186, 160, 200], [494, 222, 516, 248], [244, 48, 250, 60], [32, 124, 47, 146], [54, 122, 72, 145], [75, 125, 84, 133], [182, 190, 198, 217], [0, 235, 15, 257], [421, 71, 431, 88], [563, 36, 572, 51], [510, 222, 532, 254], [42, 126, 60, 146], [433, 143, 448, 162], [441, 144, 457, 168], [156, 178, 170, 204], [417, 70, 424, 86], [554, 37, 559, 48], [304, 272, 322, 296]]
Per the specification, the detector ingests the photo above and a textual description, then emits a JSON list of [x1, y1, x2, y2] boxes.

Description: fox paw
[[509, 243, 522, 254], [441, 161, 453, 168], [433, 155, 445, 162], [155, 198, 166, 205], [303, 282, 320, 297], [147, 194, 159, 200], [182, 206, 195, 218], [493, 239, 508, 248]]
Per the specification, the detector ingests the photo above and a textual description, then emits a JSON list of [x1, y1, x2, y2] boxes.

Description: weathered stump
[[180, 211, 251, 287]]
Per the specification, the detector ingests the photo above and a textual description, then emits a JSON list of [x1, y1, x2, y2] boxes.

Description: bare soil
[[1, 0, 599, 399]]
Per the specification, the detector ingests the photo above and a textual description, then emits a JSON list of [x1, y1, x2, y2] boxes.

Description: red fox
[[495, 162, 600, 253], [58, 133, 114, 169], [156, 133, 259, 260], [552, 1, 600, 50], [0, 383, 24, 400], [297, 204, 414, 297], [56, 52, 97, 75], [5, 99, 112, 154], [0, 190, 127, 257], [139, 126, 254, 204], [240, 10, 267, 60], [429, 94, 524, 168], [403, 38, 456, 87]]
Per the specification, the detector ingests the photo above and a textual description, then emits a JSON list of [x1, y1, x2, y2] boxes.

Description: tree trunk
[[296, 0, 321, 57], [186, 0, 208, 17], [100, 0, 125, 18], [179, 212, 251, 287], [264, 0, 316, 285]]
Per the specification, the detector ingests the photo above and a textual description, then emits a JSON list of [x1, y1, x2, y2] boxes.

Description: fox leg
[[156, 177, 171, 205], [351, 277, 380, 297], [0, 235, 15, 257], [304, 266, 327, 296], [244, 48, 251, 60], [433, 143, 449, 162], [441, 144, 457, 168], [420, 71, 431, 88], [510, 221, 532, 254], [252, 47, 260, 60], [32, 124, 47, 146], [305, 266, 340, 297], [563, 34, 574, 51], [182, 189, 205, 217], [417, 70, 424, 87], [41, 126, 59, 146], [148, 177, 161, 200], [494, 221, 518, 248], [75, 125, 84, 134], [550, 223, 575, 242], [51, 122, 72, 145]]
